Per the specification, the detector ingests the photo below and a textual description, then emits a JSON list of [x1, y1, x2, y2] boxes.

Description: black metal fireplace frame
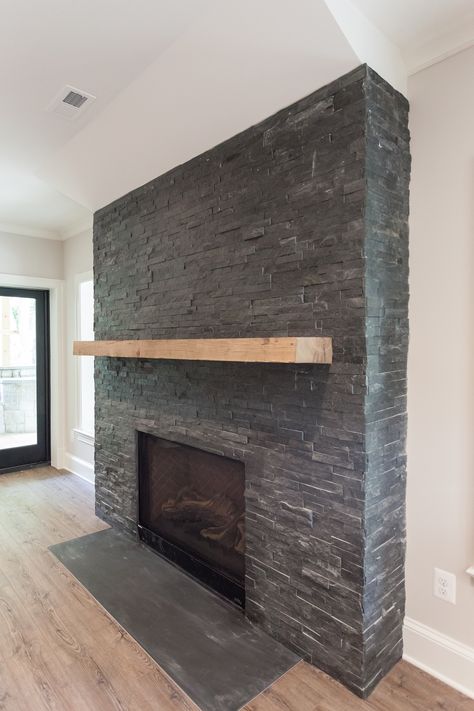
[[136, 431, 246, 609]]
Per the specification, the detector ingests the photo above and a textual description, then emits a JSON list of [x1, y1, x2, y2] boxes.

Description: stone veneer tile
[[92, 64, 410, 697]]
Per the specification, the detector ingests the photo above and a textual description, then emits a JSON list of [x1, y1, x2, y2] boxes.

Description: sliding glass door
[[0, 287, 50, 471]]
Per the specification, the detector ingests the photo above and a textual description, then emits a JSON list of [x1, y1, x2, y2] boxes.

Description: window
[[77, 278, 94, 435]]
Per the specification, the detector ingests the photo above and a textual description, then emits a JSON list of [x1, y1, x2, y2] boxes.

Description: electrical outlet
[[434, 568, 456, 604]]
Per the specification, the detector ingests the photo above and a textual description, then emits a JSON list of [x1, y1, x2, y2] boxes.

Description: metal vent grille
[[46, 84, 96, 120], [62, 90, 88, 108]]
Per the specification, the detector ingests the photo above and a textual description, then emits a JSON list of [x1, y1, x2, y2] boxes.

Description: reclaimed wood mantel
[[73, 337, 332, 364]]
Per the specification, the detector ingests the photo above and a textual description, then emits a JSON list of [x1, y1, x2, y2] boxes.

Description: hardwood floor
[[0, 467, 471, 711]]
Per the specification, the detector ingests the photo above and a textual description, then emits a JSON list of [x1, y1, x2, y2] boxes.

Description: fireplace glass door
[[138, 433, 245, 607]]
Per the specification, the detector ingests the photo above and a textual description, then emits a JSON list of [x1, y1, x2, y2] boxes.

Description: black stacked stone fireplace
[[93, 64, 410, 698], [137, 432, 246, 608]]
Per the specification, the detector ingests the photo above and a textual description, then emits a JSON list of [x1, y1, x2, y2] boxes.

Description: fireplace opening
[[137, 432, 246, 608]]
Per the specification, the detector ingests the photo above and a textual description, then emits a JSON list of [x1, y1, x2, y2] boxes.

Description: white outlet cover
[[434, 567, 456, 604]]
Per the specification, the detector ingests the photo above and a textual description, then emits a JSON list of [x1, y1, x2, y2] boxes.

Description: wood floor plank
[[0, 467, 198, 711], [0, 466, 472, 711]]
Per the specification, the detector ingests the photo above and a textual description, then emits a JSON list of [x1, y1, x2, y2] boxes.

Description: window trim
[[74, 270, 94, 437]]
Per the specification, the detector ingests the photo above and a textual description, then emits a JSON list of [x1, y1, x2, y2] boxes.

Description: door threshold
[[0, 460, 51, 475]]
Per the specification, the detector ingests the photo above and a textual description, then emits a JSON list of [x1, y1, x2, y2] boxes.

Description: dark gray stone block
[[92, 64, 410, 697]]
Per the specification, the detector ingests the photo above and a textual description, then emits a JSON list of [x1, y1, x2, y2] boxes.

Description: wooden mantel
[[73, 337, 332, 364]]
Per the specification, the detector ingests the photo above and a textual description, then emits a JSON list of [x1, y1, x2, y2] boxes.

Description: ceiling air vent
[[46, 85, 96, 120], [62, 90, 88, 108]]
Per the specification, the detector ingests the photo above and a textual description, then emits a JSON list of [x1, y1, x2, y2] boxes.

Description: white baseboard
[[64, 452, 94, 484], [403, 616, 474, 699]]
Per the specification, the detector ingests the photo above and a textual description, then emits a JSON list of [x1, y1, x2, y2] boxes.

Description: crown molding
[[59, 215, 93, 240], [407, 22, 474, 76], [0, 214, 93, 242], [0, 222, 61, 240]]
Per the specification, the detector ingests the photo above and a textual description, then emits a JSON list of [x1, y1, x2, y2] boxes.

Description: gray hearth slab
[[49, 528, 300, 711]]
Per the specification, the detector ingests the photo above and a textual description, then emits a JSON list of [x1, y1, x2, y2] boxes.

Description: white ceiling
[[0, 0, 211, 238], [0, 171, 90, 239], [40, 0, 360, 213], [0, 0, 473, 239], [351, 0, 474, 71]]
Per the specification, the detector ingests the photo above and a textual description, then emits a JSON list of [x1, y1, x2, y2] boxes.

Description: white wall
[[0, 228, 94, 480], [0, 230, 63, 279], [63, 228, 95, 482], [323, 0, 407, 93], [0, 231, 65, 469], [405, 46, 474, 696]]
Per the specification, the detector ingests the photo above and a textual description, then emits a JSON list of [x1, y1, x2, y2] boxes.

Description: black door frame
[[0, 287, 50, 472]]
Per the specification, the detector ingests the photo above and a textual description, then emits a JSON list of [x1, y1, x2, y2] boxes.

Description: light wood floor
[[0, 467, 472, 711]]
